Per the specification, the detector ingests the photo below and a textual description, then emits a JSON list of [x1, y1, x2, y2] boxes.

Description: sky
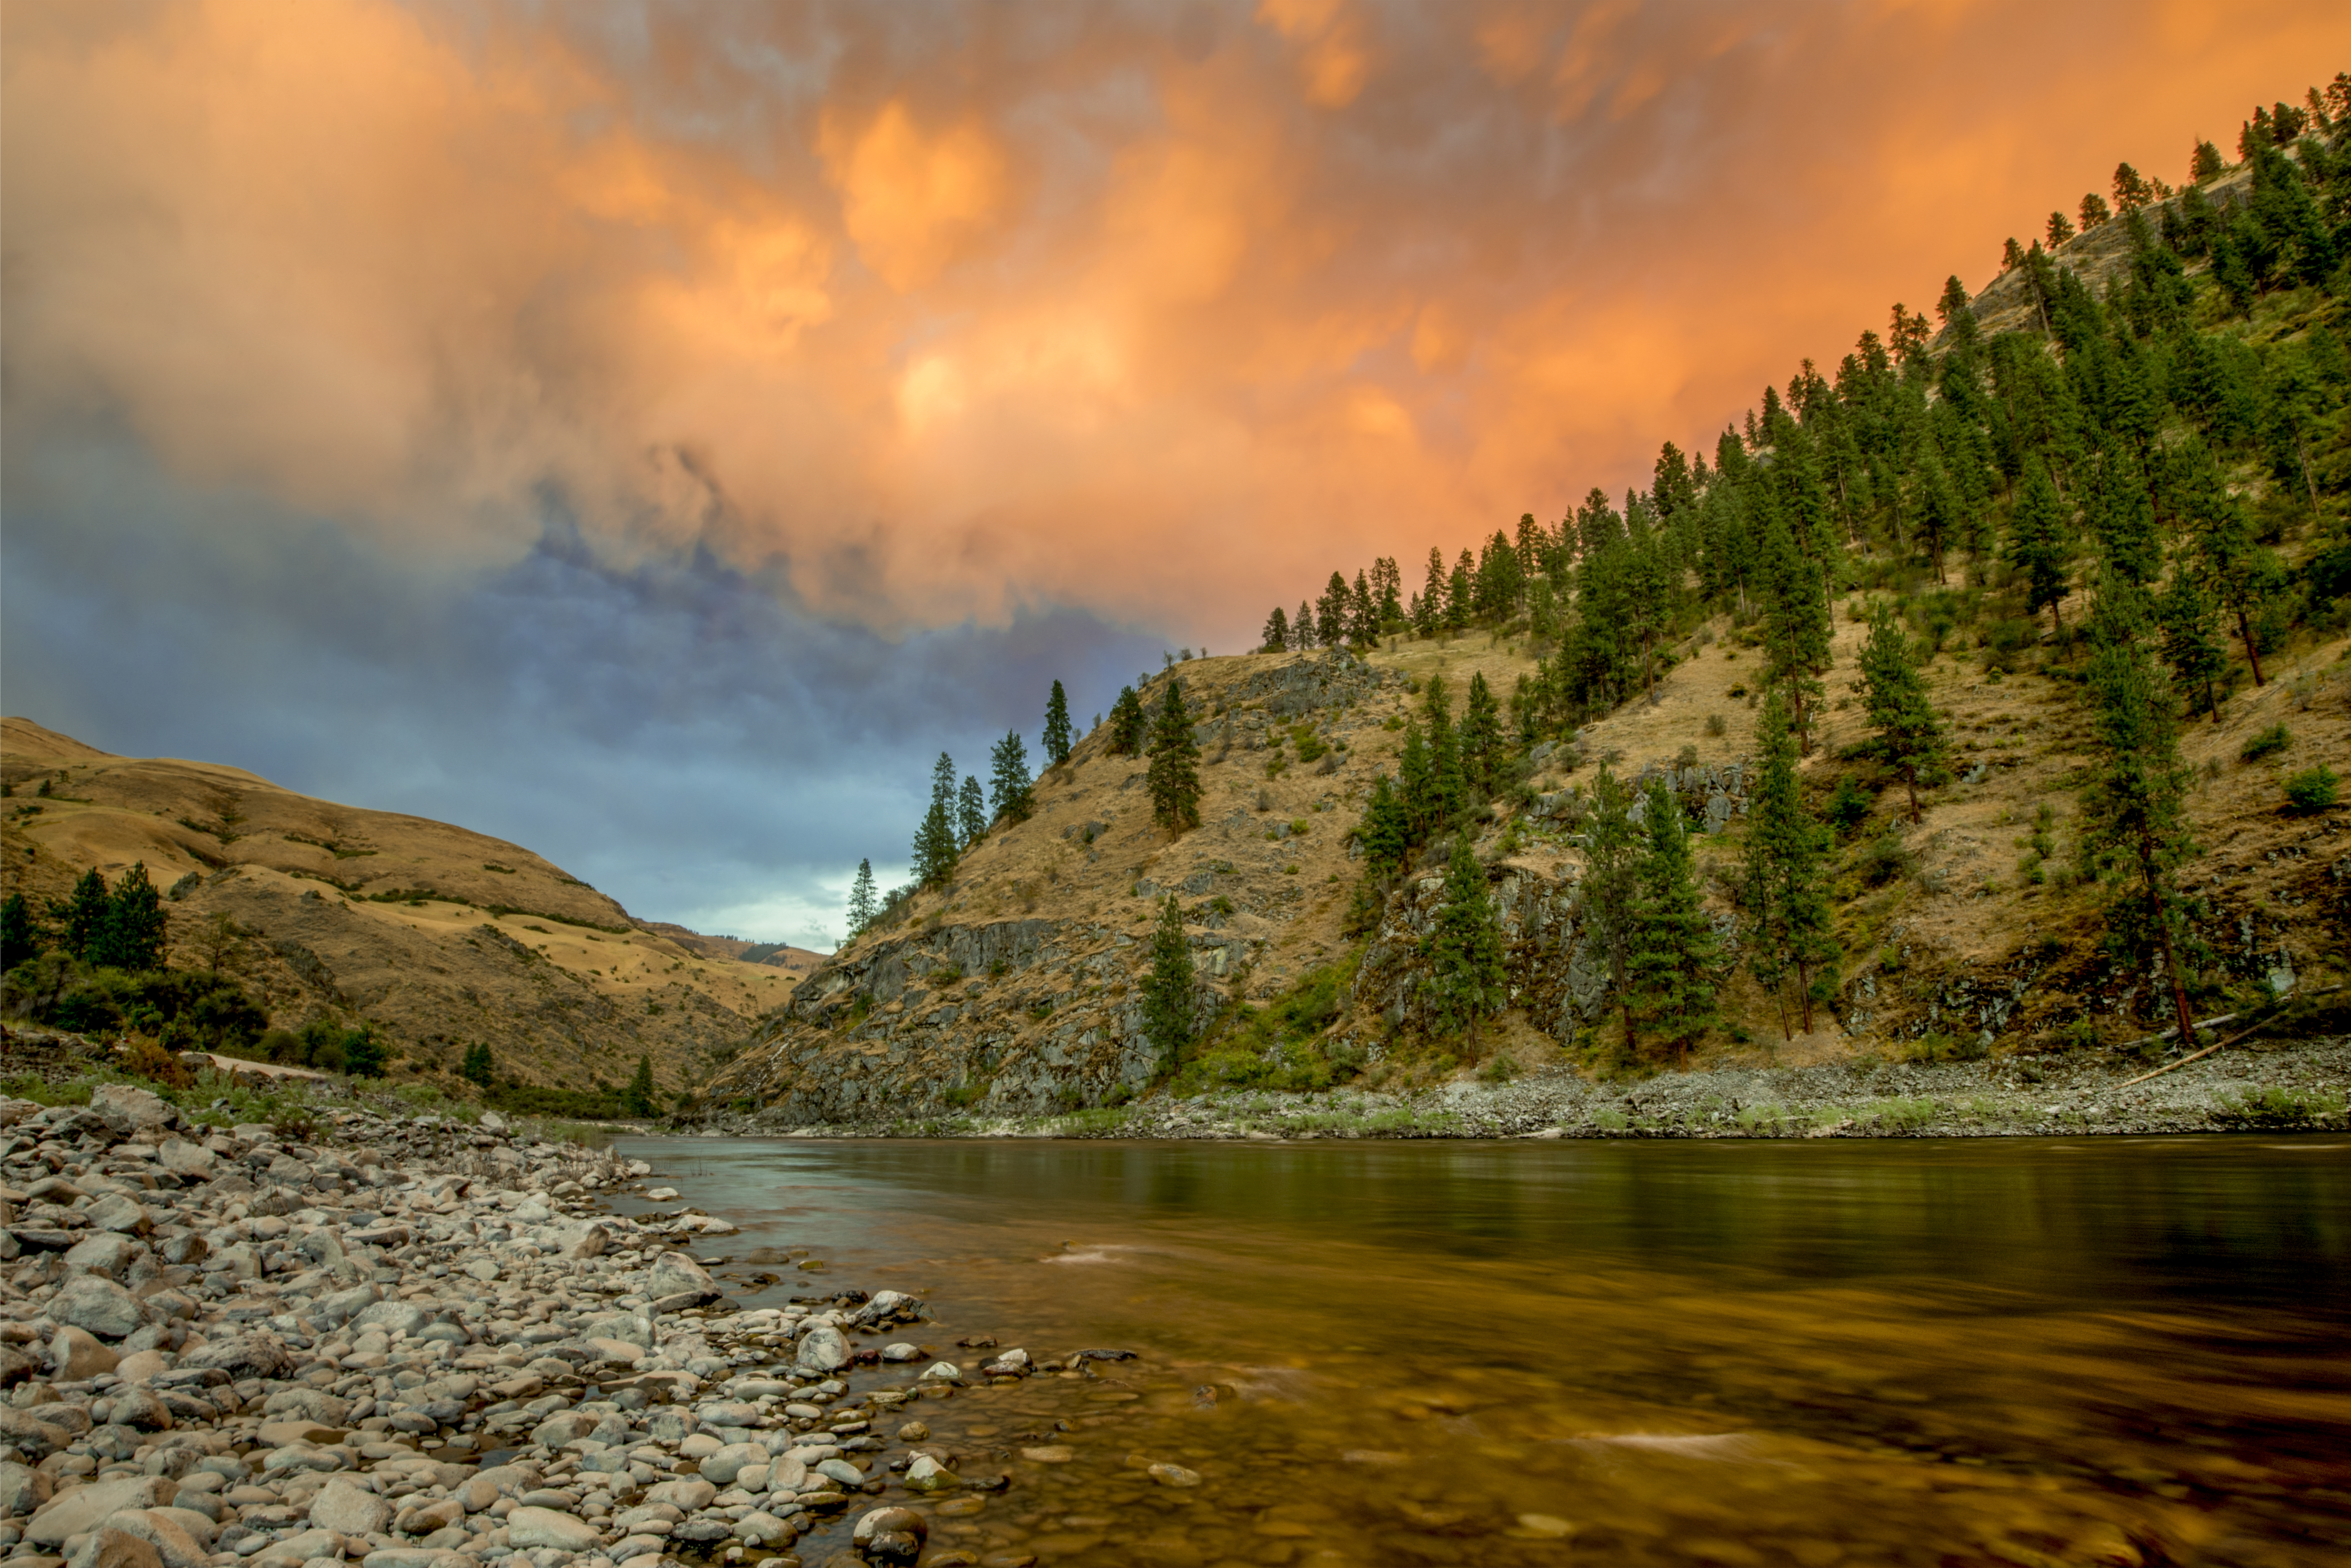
[[6, 1, 2348, 948]]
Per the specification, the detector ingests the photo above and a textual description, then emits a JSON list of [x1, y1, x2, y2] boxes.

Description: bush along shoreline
[[0, 1079, 1106, 1568], [691, 1031, 2351, 1141]]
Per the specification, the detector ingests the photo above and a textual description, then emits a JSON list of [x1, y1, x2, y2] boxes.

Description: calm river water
[[609, 1135, 2350, 1568]]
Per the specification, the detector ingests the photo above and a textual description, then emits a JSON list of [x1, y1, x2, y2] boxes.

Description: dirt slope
[[0, 719, 797, 1096], [707, 621, 2349, 1125]]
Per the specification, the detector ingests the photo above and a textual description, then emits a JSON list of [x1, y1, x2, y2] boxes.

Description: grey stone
[[46, 1274, 150, 1340], [86, 1194, 154, 1236], [902, 1454, 959, 1494], [90, 1085, 172, 1136], [95, 1508, 207, 1568], [314, 1285, 381, 1326], [178, 1334, 293, 1380], [63, 1234, 145, 1280], [696, 1443, 765, 1487], [261, 1388, 351, 1427], [50, 1326, 119, 1380], [352, 1299, 429, 1336], [852, 1506, 927, 1566], [104, 1387, 173, 1431], [504, 1507, 602, 1552], [814, 1458, 864, 1488], [26, 1476, 181, 1545], [645, 1252, 718, 1305], [63, 1524, 163, 1568], [154, 1140, 217, 1180], [307, 1480, 392, 1536], [640, 1478, 715, 1512], [528, 1411, 596, 1448], [0, 1458, 53, 1517], [794, 1326, 849, 1374]]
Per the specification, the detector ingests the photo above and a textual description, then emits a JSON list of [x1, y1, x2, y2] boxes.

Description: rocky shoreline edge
[[0, 1083, 1070, 1568], [695, 1035, 2351, 1142]]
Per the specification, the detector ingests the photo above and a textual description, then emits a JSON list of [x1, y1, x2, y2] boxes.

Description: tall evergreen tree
[[1140, 894, 1196, 1070], [2078, 589, 2200, 1048], [1296, 599, 1316, 649], [1356, 774, 1411, 884], [845, 859, 877, 936], [1106, 686, 1148, 755], [2157, 570, 2230, 722], [622, 1055, 659, 1117], [1742, 691, 1839, 1037], [1858, 602, 1949, 823], [1425, 676, 1466, 832], [1317, 571, 1351, 647], [92, 863, 167, 972], [461, 1042, 495, 1088], [1759, 511, 1831, 752], [1261, 606, 1290, 653], [0, 893, 36, 973], [1042, 681, 1074, 765], [1418, 547, 1447, 635], [2182, 449, 2282, 685], [1459, 672, 1503, 799], [1146, 679, 1202, 835], [913, 753, 961, 888], [957, 775, 987, 849], [1626, 779, 1720, 1061], [2009, 456, 2073, 635], [1422, 831, 1507, 1058], [1581, 767, 1644, 1064], [59, 869, 110, 962], [988, 731, 1035, 826], [1397, 719, 1437, 843]]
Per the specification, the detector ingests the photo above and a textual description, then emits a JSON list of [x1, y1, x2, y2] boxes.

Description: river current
[[608, 1135, 2350, 1568]]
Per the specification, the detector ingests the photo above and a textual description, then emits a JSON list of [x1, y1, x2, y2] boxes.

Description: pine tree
[[989, 731, 1035, 825], [1140, 894, 1195, 1069], [1106, 686, 1148, 755], [2157, 570, 2229, 722], [1418, 548, 1447, 635], [1759, 511, 1831, 752], [1, 894, 38, 972], [1580, 767, 1644, 1064], [1421, 831, 1507, 1058], [2078, 192, 2112, 232], [1317, 571, 1350, 647], [461, 1042, 494, 1088], [2009, 456, 2072, 635], [1043, 681, 1074, 766], [2191, 138, 2225, 183], [1261, 606, 1290, 653], [1397, 719, 1436, 843], [2182, 449, 2282, 686], [1295, 599, 1316, 649], [1458, 672, 1503, 799], [846, 859, 878, 936], [957, 775, 987, 847], [1742, 690, 1839, 1038], [59, 869, 109, 961], [1425, 677, 1466, 832], [622, 1054, 659, 1117], [913, 753, 961, 887], [1626, 778, 1720, 1061], [1858, 602, 1949, 823], [91, 863, 166, 971], [2046, 209, 2075, 248], [1356, 774, 1411, 883], [2078, 589, 2200, 1048], [1146, 679, 1202, 835]]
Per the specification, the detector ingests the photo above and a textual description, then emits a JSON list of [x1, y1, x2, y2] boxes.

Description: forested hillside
[[702, 77, 2351, 1125]]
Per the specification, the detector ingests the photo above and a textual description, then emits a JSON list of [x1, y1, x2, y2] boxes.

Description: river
[[608, 1134, 2350, 1568]]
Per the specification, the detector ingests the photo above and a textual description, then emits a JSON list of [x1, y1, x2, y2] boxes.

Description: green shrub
[[2239, 723, 2291, 762], [1825, 774, 1873, 837], [2284, 765, 2338, 811]]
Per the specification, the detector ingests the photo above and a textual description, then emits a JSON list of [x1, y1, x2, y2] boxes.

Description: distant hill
[[0, 718, 795, 1099]]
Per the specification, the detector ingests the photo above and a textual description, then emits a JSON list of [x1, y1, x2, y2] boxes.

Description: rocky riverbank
[[697, 1033, 2351, 1141], [0, 1084, 1075, 1568]]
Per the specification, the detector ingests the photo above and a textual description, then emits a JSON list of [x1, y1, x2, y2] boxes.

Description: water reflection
[[616, 1137, 2350, 1567]]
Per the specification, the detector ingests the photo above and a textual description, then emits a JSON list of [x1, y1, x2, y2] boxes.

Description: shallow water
[[611, 1135, 2351, 1567]]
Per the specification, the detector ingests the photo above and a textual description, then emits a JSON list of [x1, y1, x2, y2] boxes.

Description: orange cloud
[[6, 0, 2349, 645]]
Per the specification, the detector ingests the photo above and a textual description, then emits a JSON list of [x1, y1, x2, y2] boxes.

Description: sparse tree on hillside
[[58, 869, 108, 962], [1742, 690, 1839, 1038], [1936, 275, 1971, 324], [2112, 162, 2153, 213], [2157, 571, 2229, 721], [2002, 237, 2026, 271], [1627, 778, 1720, 1062], [1859, 602, 1949, 823], [623, 1054, 659, 1117], [2078, 192, 2112, 232], [1356, 773, 1410, 885], [989, 731, 1035, 826], [913, 753, 961, 888], [2183, 457, 2283, 687], [1418, 547, 1447, 636], [2009, 457, 2072, 635], [957, 775, 987, 848], [1422, 831, 1507, 1058], [191, 911, 250, 976], [1759, 512, 1831, 752], [2191, 139, 2225, 183], [2047, 210, 2075, 249], [1459, 672, 1503, 799], [1423, 676, 1467, 835], [1106, 686, 1148, 755], [2078, 590, 2200, 1049], [1317, 571, 1350, 648], [1295, 599, 1316, 649], [1, 894, 38, 972], [1146, 679, 1202, 835], [846, 859, 877, 936], [461, 1042, 494, 1088], [1043, 681, 1074, 766], [1140, 894, 1195, 1069], [1261, 605, 1290, 653], [1581, 767, 1643, 1066], [90, 864, 167, 973]]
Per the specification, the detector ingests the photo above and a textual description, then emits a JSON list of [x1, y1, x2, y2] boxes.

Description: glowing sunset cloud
[[7, 0, 2347, 644]]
